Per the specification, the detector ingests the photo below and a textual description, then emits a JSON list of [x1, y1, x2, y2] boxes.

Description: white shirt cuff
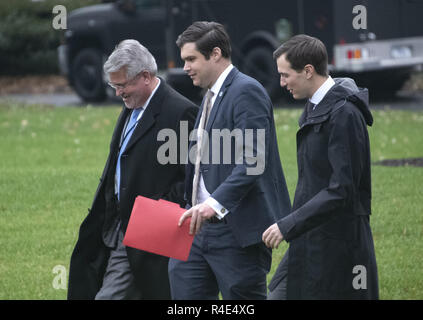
[[205, 197, 229, 219]]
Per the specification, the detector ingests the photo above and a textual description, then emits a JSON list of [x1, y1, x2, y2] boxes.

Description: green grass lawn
[[0, 102, 422, 299]]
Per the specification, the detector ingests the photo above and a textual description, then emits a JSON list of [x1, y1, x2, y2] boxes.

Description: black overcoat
[[67, 80, 198, 299], [275, 78, 379, 299]]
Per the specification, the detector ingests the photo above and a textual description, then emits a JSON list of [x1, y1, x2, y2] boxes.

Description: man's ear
[[304, 64, 315, 79], [142, 70, 152, 84], [211, 47, 223, 61]]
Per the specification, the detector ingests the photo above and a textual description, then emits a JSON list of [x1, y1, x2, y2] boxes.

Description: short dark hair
[[176, 21, 232, 60], [273, 34, 328, 76]]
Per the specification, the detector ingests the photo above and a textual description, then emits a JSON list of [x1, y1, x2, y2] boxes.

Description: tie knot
[[306, 100, 315, 114], [131, 108, 142, 121], [206, 89, 214, 101]]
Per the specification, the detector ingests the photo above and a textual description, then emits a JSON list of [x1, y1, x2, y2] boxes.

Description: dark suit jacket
[[185, 67, 291, 248], [67, 80, 198, 299]]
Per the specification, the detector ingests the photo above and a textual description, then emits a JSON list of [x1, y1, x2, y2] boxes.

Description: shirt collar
[[309, 76, 335, 107], [134, 78, 161, 121], [210, 64, 234, 97]]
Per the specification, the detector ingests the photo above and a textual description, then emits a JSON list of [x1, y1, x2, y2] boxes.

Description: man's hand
[[178, 202, 216, 235], [262, 223, 284, 249]]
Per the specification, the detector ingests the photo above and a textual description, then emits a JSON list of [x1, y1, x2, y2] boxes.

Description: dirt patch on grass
[[374, 158, 423, 167], [0, 75, 73, 95]]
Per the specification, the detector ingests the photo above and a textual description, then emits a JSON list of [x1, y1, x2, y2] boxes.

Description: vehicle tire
[[242, 46, 283, 101], [71, 48, 106, 102]]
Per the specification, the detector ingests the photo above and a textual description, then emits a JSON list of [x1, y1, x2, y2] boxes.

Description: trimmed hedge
[[0, 0, 100, 75]]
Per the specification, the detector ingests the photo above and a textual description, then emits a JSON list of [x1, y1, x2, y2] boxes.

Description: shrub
[[0, 0, 100, 75]]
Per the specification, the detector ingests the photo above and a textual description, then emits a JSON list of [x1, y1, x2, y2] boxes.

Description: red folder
[[123, 196, 194, 261]]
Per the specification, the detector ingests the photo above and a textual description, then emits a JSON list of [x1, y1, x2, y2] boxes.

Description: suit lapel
[[123, 80, 165, 153], [111, 107, 131, 153], [187, 67, 239, 155], [205, 67, 238, 132]]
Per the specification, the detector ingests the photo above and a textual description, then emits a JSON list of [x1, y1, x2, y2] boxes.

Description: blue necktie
[[115, 108, 142, 200]]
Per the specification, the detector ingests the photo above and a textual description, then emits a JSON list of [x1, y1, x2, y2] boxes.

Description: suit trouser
[[95, 228, 142, 300], [267, 249, 289, 300], [168, 220, 271, 300]]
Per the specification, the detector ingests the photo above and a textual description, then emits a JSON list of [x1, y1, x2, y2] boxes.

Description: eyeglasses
[[108, 72, 142, 91]]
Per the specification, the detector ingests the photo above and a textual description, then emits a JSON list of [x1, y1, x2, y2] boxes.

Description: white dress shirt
[[309, 76, 335, 109], [195, 64, 234, 219]]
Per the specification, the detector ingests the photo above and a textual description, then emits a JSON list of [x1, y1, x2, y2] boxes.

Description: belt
[[207, 216, 225, 224]]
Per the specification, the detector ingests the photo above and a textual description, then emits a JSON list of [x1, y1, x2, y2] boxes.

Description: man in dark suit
[[263, 34, 378, 299], [168, 21, 291, 300], [67, 40, 198, 299]]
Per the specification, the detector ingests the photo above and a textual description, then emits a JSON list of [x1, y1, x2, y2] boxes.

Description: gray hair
[[103, 39, 157, 81]]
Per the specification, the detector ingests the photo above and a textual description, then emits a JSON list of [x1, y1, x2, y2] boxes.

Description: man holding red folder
[[168, 22, 292, 300], [67, 40, 197, 300]]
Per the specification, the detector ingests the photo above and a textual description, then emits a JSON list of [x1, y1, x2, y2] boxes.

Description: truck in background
[[58, 0, 423, 102]]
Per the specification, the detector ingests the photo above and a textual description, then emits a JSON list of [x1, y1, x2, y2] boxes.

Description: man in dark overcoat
[[263, 34, 379, 299], [67, 40, 198, 299]]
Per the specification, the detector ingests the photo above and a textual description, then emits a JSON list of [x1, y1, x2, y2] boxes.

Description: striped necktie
[[191, 90, 214, 206], [115, 107, 142, 200]]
